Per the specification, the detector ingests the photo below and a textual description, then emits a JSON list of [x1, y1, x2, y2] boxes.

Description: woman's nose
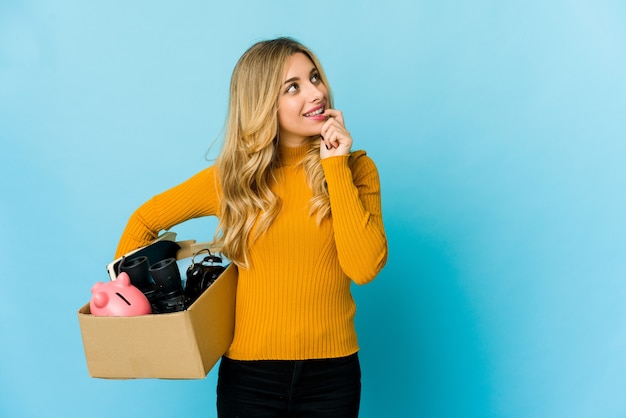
[[307, 83, 325, 102]]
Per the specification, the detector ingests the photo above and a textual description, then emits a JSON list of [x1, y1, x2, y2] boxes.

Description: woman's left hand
[[319, 108, 352, 159]]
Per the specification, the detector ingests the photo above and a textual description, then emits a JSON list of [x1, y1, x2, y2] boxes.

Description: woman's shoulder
[[348, 149, 378, 170], [349, 149, 367, 160], [348, 149, 381, 182]]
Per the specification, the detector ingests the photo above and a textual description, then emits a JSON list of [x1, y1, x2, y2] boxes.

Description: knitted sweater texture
[[115, 142, 387, 360]]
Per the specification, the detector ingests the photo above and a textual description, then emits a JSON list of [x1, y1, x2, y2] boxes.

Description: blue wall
[[2, 1, 625, 417]]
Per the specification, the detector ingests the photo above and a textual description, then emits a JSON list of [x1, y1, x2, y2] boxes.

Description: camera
[[184, 249, 226, 308]]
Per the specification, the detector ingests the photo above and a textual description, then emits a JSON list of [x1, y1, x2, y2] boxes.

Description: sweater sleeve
[[321, 151, 388, 284], [114, 166, 221, 258]]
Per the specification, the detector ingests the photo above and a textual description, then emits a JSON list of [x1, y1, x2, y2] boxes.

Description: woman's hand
[[319, 108, 352, 159]]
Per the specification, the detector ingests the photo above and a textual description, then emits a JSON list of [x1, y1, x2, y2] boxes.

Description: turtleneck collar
[[278, 142, 313, 166]]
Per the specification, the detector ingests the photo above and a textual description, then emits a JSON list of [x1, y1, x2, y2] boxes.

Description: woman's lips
[[304, 105, 326, 120]]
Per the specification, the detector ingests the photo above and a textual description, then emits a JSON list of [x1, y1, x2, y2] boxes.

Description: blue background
[[1, 1, 625, 417]]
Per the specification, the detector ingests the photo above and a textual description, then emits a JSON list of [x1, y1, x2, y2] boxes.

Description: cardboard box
[[78, 241, 237, 379]]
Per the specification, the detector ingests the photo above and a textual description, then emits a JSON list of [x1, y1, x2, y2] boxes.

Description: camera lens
[[149, 258, 182, 294], [120, 256, 152, 290], [149, 258, 184, 313]]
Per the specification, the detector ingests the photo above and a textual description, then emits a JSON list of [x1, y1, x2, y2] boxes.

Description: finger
[[320, 137, 333, 150], [320, 125, 332, 148], [321, 117, 344, 139], [323, 108, 344, 125], [330, 128, 343, 147], [321, 125, 338, 146]]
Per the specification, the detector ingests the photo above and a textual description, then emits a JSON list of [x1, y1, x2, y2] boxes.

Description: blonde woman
[[114, 37, 388, 417]]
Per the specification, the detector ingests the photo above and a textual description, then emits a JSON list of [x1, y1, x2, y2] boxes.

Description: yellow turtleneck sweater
[[114, 143, 387, 360]]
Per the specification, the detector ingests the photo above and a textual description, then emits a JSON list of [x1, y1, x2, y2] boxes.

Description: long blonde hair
[[215, 37, 333, 267]]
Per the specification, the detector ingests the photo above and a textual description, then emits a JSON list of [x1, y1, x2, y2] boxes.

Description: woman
[[114, 37, 388, 417]]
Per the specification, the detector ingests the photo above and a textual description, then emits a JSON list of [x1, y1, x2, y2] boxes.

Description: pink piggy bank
[[90, 272, 152, 316]]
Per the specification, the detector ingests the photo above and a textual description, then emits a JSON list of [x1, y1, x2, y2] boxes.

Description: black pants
[[217, 353, 361, 418]]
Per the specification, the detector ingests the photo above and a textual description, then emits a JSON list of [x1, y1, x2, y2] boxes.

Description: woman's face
[[277, 52, 329, 147]]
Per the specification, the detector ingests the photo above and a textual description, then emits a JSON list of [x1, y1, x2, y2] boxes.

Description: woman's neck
[[278, 141, 311, 166]]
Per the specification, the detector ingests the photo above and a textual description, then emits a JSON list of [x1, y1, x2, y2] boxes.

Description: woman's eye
[[311, 73, 320, 83], [286, 83, 298, 93]]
